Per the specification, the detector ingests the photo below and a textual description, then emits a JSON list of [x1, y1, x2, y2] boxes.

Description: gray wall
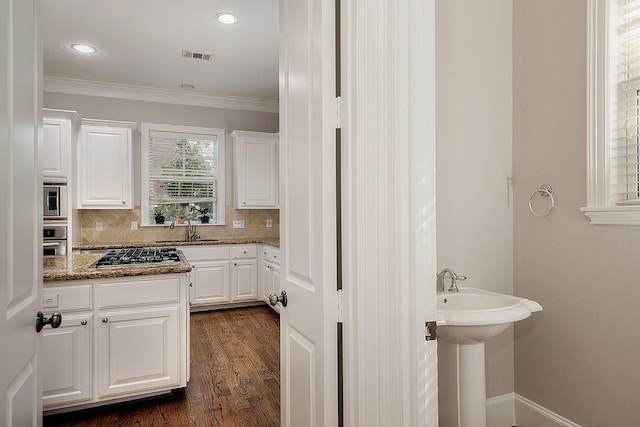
[[43, 92, 279, 206], [513, 0, 640, 425], [436, 1, 513, 423]]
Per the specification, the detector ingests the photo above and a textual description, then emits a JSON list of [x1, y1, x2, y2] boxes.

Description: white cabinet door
[[262, 261, 274, 303], [232, 131, 279, 209], [43, 117, 71, 181], [97, 307, 180, 398], [42, 314, 92, 408], [78, 121, 135, 209], [231, 259, 258, 301], [262, 262, 281, 314], [190, 261, 231, 305]]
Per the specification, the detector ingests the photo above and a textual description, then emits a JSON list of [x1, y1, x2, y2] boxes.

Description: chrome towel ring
[[529, 184, 554, 217]]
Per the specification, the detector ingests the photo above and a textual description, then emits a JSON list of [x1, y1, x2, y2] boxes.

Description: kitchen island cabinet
[[42, 255, 190, 413]]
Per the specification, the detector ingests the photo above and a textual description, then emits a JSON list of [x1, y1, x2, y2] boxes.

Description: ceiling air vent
[[181, 50, 212, 61]]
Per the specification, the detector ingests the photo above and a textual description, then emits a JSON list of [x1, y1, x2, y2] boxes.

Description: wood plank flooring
[[44, 306, 280, 427]]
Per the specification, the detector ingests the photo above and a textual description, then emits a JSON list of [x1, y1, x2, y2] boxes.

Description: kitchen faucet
[[186, 219, 198, 242], [168, 206, 199, 241], [436, 268, 467, 293]]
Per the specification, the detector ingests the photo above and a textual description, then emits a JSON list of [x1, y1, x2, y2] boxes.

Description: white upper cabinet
[[42, 109, 80, 182], [232, 130, 279, 209], [77, 119, 136, 209]]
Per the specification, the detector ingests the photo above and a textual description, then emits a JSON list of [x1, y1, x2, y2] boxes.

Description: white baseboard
[[484, 393, 581, 427], [514, 394, 582, 427], [486, 393, 516, 427]]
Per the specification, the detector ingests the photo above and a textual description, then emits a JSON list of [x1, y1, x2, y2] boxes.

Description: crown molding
[[43, 76, 279, 114]]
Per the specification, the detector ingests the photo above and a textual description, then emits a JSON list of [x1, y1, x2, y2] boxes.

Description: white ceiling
[[42, 0, 279, 102]]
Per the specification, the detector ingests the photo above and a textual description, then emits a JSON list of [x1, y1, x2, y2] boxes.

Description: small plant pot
[[200, 216, 210, 224], [154, 215, 165, 224]]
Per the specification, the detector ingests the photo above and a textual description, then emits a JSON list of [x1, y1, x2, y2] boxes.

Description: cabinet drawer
[[262, 245, 280, 265], [178, 245, 229, 262], [43, 284, 92, 312], [230, 245, 257, 259], [97, 276, 182, 309]]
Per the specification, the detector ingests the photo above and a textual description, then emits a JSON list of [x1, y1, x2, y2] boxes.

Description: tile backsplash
[[80, 206, 279, 243]]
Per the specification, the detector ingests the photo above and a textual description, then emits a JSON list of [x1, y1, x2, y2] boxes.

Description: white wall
[[513, 0, 640, 425], [435, 0, 513, 425]]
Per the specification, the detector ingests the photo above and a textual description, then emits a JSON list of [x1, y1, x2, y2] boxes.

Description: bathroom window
[[583, 0, 640, 224], [141, 123, 225, 226]]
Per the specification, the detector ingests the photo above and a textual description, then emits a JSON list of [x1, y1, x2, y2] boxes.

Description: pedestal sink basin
[[436, 287, 542, 427], [436, 287, 542, 344]]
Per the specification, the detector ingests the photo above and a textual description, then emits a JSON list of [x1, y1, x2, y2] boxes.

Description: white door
[[0, 0, 44, 424], [279, 0, 338, 425]]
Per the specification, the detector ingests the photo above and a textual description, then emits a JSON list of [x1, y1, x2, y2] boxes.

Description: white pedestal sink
[[436, 287, 542, 427]]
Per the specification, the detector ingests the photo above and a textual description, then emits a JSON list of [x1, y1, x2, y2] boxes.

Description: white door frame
[[341, 0, 438, 426]]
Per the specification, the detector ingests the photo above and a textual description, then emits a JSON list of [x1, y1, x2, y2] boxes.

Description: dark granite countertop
[[73, 237, 280, 251], [43, 252, 192, 283]]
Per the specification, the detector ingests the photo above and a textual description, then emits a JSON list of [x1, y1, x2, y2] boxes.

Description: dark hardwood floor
[[44, 306, 281, 427]]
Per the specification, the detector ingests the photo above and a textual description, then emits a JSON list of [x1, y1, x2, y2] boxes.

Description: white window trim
[[583, 0, 640, 225], [140, 122, 226, 226]]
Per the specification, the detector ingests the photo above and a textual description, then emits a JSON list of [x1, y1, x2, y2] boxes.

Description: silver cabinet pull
[[102, 318, 109, 323]]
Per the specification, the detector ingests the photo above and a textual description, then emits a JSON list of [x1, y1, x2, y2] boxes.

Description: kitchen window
[[583, 0, 640, 224], [141, 123, 225, 226]]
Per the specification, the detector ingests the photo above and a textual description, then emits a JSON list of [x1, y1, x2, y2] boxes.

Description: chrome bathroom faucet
[[436, 268, 467, 293]]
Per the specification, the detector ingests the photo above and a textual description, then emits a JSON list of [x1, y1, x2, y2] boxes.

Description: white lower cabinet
[[231, 259, 258, 301], [97, 307, 180, 398], [190, 261, 230, 305], [261, 245, 281, 312], [181, 244, 260, 308], [42, 273, 188, 412], [42, 313, 92, 407]]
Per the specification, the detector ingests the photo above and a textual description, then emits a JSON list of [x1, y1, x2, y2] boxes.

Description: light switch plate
[[96, 222, 103, 231], [131, 221, 138, 230], [232, 220, 245, 229], [266, 219, 273, 228]]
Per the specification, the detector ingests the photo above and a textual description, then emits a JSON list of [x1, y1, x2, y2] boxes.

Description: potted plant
[[199, 208, 210, 223], [154, 208, 165, 224]]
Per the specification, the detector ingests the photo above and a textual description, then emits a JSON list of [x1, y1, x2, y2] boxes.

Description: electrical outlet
[[232, 220, 245, 229], [96, 222, 103, 231], [131, 221, 138, 230], [43, 294, 58, 308], [266, 219, 273, 228]]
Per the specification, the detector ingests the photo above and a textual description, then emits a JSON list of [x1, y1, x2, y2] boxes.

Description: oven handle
[[43, 242, 61, 247]]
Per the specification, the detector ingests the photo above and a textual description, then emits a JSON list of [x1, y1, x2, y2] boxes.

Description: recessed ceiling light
[[216, 13, 238, 25], [180, 84, 195, 89], [71, 44, 97, 54]]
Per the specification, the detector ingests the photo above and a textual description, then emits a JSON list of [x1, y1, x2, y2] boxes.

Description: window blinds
[[147, 133, 218, 205], [613, 0, 640, 203]]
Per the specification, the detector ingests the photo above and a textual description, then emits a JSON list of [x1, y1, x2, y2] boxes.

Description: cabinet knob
[[243, 250, 247, 254], [81, 320, 87, 326], [234, 262, 237, 266], [189, 282, 193, 287], [121, 201, 125, 204], [102, 318, 109, 323], [243, 201, 246, 205]]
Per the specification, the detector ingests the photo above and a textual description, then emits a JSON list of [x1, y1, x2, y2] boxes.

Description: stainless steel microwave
[[43, 184, 68, 219]]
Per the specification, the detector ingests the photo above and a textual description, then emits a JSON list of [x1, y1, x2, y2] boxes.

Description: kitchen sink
[[156, 239, 220, 244]]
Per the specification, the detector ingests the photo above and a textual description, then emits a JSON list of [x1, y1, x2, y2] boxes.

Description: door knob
[[268, 290, 288, 307], [36, 311, 62, 333]]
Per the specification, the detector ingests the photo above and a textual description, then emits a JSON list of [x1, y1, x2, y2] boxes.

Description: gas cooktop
[[95, 247, 181, 268]]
